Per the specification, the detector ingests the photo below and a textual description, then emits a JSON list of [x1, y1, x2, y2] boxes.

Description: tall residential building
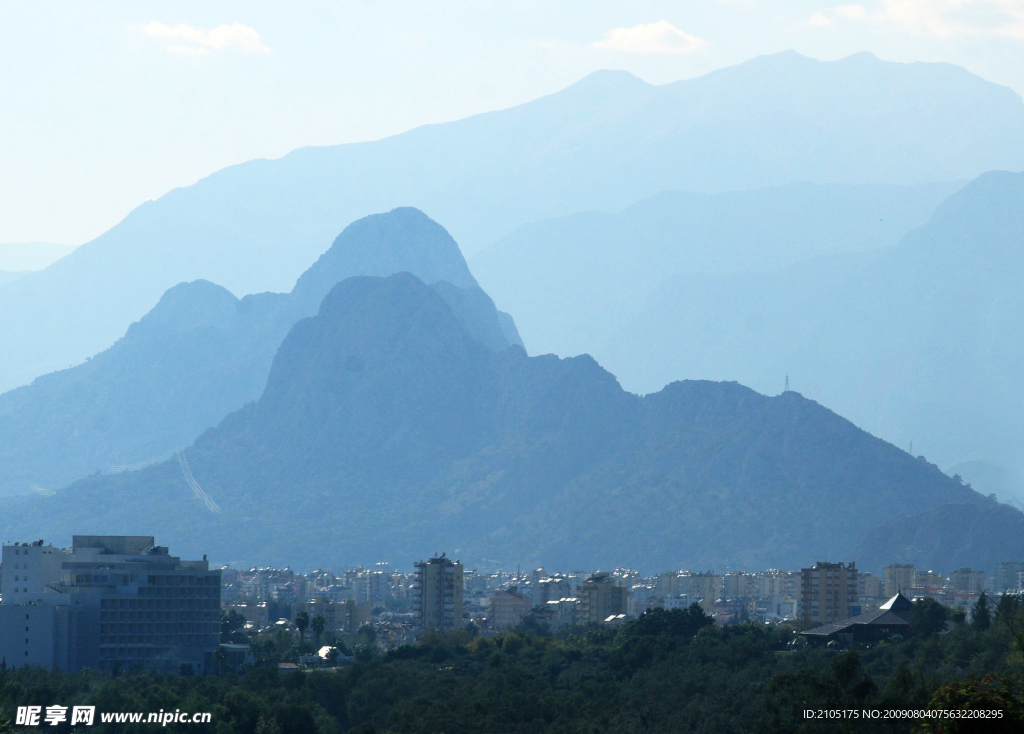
[[656, 572, 680, 598], [578, 573, 627, 624], [0, 536, 220, 673], [858, 572, 882, 599], [948, 568, 986, 594], [413, 554, 463, 630], [722, 572, 759, 599], [994, 561, 1024, 591], [679, 572, 723, 601], [759, 570, 798, 600], [883, 564, 916, 598], [800, 562, 859, 625]]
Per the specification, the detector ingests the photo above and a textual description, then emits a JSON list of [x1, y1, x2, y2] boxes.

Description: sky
[[3, 0, 1024, 248]]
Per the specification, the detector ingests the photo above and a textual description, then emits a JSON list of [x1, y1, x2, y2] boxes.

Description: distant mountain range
[[472, 181, 961, 360], [586, 171, 1024, 499], [3, 50, 1023, 392], [3, 271, 1017, 573], [0, 242, 75, 271], [0, 209, 520, 498]]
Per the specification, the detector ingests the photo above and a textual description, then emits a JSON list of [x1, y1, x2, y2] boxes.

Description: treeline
[[1, 602, 1023, 733]]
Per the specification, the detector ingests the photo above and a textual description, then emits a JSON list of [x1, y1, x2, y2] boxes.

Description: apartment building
[[883, 564, 915, 598], [578, 573, 627, 624], [413, 554, 463, 630], [800, 561, 859, 625], [490, 587, 533, 629]]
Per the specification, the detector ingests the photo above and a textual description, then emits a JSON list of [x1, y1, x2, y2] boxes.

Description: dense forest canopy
[[2, 599, 1022, 733]]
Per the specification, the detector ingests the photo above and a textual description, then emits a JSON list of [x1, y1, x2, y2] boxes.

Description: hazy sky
[[3, 0, 1023, 246]]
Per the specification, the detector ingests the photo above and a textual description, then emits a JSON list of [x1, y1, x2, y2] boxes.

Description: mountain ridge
[[0, 209, 520, 499], [2, 51, 1022, 392], [1, 272, 1013, 574]]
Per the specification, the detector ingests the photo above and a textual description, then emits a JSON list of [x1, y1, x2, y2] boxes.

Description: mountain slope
[[857, 503, 1024, 572], [0, 208, 520, 498], [2, 51, 1022, 391], [0, 242, 75, 271], [597, 170, 1024, 495], [472, 181, 960, 358], [2, 273, 1011, 573]]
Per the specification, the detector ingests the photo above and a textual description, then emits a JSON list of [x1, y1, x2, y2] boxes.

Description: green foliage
[[295, 611, 310, 647], [995, 594, 1024, 658], [221, 609, 248, 643], [0, 612, 1021, 733], [972, 593, 992, 632], [916, 674, 1024, 733], [622, 603, 715, 639], [913, 598, 951, 637], [311, 615, 327, 648]]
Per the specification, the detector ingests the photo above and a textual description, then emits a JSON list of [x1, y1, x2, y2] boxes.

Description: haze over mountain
[[472, 181, 960, 359], [0, 208, 520, 499], [2, 272, 1016, 573], [0, 242, 75, 271], [857, 502, 1024, 573], [591, 171, 1024, 503], [2, 50, 1023, 392]]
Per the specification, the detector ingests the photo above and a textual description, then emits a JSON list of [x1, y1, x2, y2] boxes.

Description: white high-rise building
[[0, 536, 220, 673]]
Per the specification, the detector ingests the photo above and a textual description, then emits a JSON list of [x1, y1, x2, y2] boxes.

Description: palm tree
[[295, 611, 310, 647], [311, 614, 326, 649]]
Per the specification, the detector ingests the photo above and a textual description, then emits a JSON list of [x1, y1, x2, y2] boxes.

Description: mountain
[[0, 242, 75, 271], [3, 51, 1023, 391], [0, 271, 24, 286], [2, 272, 1014, 573], [472, 181, 960, 358], [0, 208, 520, 498], [857, 503, 1024, 572], [594, 170, 1024, 500]]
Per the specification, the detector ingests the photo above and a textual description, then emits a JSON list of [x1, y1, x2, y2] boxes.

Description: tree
[[311, 614, 326, 648], [626, 603, 715, 638], [221, 609, 247, 642], [0, 695, 12, 734], [912, 597, 949, 637], [295, 611, 310, 647], [995, 593, 1024, 656], [254, 716, 282, 734], [214, 645, 229, 673], [918, 674, 1024, 733], [972, 592, 991, 631]]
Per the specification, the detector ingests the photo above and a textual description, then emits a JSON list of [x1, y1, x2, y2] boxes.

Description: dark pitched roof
[[879, 592, 914, 612], [802, 596, 913, 638]]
